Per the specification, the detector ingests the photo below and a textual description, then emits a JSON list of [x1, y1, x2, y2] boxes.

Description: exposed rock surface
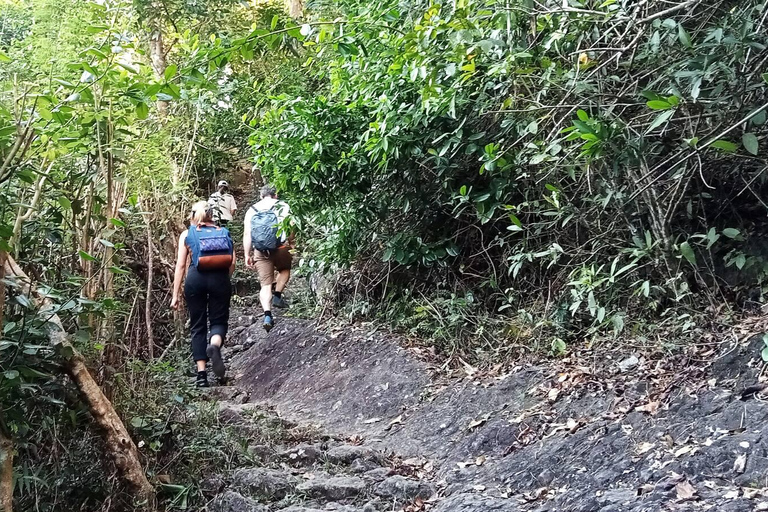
[[206, 306, 768, 512]]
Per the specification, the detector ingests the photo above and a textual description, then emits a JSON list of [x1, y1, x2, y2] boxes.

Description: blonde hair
[[190, 200, 213, 226]]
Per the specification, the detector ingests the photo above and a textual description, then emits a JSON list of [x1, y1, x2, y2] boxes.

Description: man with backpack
[[244, 184, 292, 332], [208, 180, 238, 226]]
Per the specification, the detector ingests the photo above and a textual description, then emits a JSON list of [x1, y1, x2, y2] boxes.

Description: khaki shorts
[[254, 246, 292, 287]]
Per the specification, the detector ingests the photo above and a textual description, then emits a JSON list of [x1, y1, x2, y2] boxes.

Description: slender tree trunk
[[145, 216, 155, 359], [285, 0, 303, 18], [149, 28, 169, 116], [0, 252, 13, 512], [0, 430, 11, 512], [3, 254, 155, 506]]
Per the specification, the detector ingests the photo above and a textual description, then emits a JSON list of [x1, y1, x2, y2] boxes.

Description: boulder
[[374, 475, 434, 502], [210, 491, 266, 512], [231, 467, 296, 500], [296, 475, 367, 500]]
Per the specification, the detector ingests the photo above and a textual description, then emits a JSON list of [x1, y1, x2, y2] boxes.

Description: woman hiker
[[171, 200, 236, 387]]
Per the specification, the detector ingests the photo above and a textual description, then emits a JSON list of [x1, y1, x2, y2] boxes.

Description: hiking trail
[[199, 293, 768, 512]]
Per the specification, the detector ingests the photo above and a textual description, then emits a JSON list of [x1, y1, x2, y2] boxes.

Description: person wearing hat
[[208, 180, 238, 227]]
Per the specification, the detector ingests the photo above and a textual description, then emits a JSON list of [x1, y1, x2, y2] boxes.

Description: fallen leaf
[[674, 445, 695, 457], [473, 484, 486, 492], [636, 442, 655, 455], [475, 455, 487, 466], [724, 489, 740, 499], [547, 388, 560, 402], [566, 418, 579, 432], [363, 417, 382, 424], [635, 401, 660, 415], [676, 480, 697, 500], [734, 453, 747, 474], [743, 487, 761, 499], [385, 415, 403, 431], [468, 414, 490, 430]]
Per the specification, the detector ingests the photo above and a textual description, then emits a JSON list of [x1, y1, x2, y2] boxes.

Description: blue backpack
[[187, 225, 234, 271], [250, 205, 280, 252]]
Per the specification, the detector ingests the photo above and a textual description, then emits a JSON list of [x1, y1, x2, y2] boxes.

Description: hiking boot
[[206, 344, 226, 378], [272, 295, 289, 309], [263, 315, 274, 333], [196, 371, 209, 388]]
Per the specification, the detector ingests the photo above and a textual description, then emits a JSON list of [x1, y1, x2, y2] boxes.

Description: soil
[[207, 297, 768, 512]]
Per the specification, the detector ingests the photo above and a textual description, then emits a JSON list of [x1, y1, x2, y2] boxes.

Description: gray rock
[[296, 475, 366, 500], [201, 473, 225, 496], [210, 491, 266, 512], [432, 493, 521, 511], [349, 458, 380, 474], [218, 403, 245, 424], [326, 445, 381, 464], [230, 325, 247, 336], [247, 444, 273, 460], [618, 355, 639, 372], [280, 443, 323, 464], [363, 467, 391, 482], [229, 344, 245, 354], [374, 475, 434, 502], [231, 467, 296, 499]]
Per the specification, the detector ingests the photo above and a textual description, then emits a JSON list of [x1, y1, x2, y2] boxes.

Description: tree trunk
[[0, 252, 13, 512], [0, 430, 11, 512], [145, 216, 155, 359], [2, 254, 155, 507], [149, 28, 169, 116], [285, 0, 303, 18]]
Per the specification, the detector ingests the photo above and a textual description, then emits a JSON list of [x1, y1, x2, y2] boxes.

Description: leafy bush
[[248, 0, 768, 359]]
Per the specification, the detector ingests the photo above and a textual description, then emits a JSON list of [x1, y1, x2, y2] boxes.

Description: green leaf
[[0, 51, 11, 63], [762, 72, 768, 84], [109, 266, 130, 274], [116, 61, 139, 74], [679, 241, 696, 265], [79, 250, 98, 262], [576, 109, 589, 121], [646, 110, 674, 133], [3, 370, 19, 380], [742, 133, 759, 156], [762, 346, 768, 363], [711, 139, 737, 153], [136, 102, 149, 120], [646, 100, 672, 110], [164, 64, 177, 81], [459, 185, 467, 196], [271, 14, 279, 30], [58, 196, 72, 210], [722, 228, 740, 238], [99, 239, 114, 248], [110, 218, 126, 228], [678, 25, 692, 48]]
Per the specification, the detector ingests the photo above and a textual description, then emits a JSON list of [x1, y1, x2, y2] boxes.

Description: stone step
[[296, 475, 367, 501]]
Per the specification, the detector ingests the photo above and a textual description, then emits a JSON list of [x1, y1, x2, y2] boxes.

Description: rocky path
[[205, 300, 768, 512]]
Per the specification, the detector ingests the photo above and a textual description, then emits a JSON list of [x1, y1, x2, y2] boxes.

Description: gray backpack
[[250, 205, 280, 252]]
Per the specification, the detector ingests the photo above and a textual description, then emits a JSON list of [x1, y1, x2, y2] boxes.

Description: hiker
[[171, 200, 236, 387], [244, 184, 292, 332], [208, 180, 238, 226]]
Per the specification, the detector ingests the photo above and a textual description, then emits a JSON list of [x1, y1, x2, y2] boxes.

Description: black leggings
[[184, 266, 232, 362]]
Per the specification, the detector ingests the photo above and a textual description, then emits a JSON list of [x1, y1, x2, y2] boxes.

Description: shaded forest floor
[[194, 291, 768, 512]]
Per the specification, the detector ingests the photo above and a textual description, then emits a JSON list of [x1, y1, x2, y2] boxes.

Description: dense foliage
[[250, 0, 768, 356]]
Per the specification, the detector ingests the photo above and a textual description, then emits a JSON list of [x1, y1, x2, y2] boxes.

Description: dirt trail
[[207, 299, 768, 512]]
